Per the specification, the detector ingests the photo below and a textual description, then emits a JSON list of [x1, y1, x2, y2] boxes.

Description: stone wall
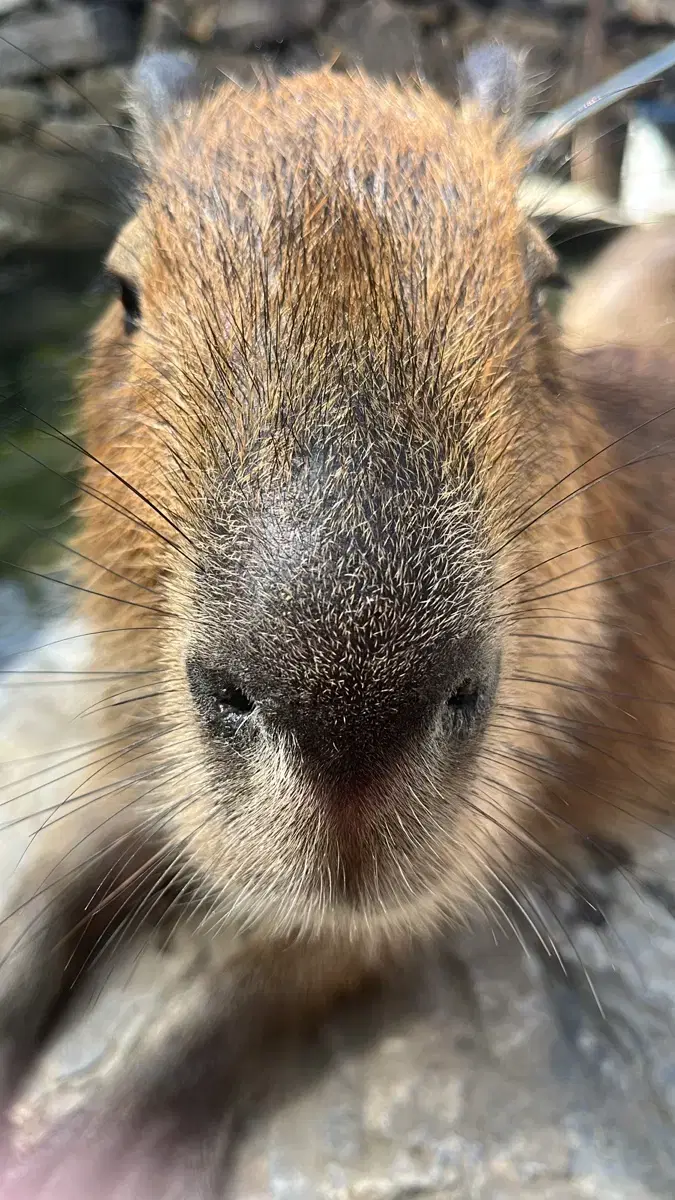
[[0, 0, 674, 358]]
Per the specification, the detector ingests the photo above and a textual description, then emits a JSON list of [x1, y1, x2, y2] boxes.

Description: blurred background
[[0, 0, 674, 661]]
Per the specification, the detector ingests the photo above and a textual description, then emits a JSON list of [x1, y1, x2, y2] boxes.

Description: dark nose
[[186, 651, 495, 784], [186, 424, 497, 784]]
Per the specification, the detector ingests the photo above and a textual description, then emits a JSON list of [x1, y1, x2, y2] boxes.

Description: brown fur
[[2, 58, 675, 1187]]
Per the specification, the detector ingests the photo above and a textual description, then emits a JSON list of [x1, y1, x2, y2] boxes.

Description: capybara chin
[[1, 43, 675, 1194]]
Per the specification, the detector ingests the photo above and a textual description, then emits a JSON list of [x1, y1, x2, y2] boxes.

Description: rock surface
[[0, 3, 138, 82]]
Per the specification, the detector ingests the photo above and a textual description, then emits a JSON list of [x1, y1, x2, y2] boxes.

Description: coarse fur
[[2, 44, 675, 1192]]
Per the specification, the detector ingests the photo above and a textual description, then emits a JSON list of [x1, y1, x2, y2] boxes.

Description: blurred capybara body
[[563, 217, 675, 356]]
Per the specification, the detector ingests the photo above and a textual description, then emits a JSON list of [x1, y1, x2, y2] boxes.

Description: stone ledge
[[0, 3, 139, 83]]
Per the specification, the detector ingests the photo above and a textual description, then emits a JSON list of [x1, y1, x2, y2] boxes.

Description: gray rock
[[624, 0, 675, 18], [46, 76, 87, 116], [324, 0, 421, 79], [0, 0, 31, 16], [77, 65, 127, 124], [35, 115, 120, 155], [0, 3, 138, 83], [0, 84, 44, 139], [225, 886, 675, 1200], [0, 142, 120, 252], [205, 0, 327, 48], [140, 0, 330, 51], [9, 855, 675, 1199], [542, 0, 674, 18]]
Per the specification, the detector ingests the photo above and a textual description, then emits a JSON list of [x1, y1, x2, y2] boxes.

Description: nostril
[[214, 684, 255, 718], [186, 659, 256, 733], [445, 677, 484, 738]]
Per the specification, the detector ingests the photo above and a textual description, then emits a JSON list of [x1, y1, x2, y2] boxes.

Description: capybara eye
[[538, 270, 570, 293], [109, 272, 141, 335]]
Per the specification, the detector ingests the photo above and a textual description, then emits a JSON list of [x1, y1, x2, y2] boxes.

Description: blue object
[[633, 100, 675, 125]]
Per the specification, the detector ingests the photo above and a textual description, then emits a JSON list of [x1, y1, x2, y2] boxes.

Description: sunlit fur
[[66, 69, 675, 966]]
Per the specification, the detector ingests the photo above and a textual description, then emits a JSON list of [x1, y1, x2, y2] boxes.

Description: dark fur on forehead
[[460, 42, 527, 129], [128, 51, 200, 150]]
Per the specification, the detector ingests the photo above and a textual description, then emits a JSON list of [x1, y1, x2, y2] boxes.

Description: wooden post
[[570, 0, 623, 201]]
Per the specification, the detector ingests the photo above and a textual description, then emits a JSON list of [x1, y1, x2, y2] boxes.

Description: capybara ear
[[459, 42, 527, 131], [127, 51, 200, 154]]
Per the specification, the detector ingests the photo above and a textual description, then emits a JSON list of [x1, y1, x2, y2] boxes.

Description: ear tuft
[[127, 51, 200, 148], [460, 42, 527, 127]]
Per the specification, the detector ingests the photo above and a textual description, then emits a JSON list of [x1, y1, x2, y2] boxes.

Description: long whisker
[[0, 557, 165, 614], [0, 720, 161, 814], [510, 631, 675, 679], [506, 671, 675, 714], [23, 407, 196, 552], [0, 506, 158, 595], [496, 407, 675, 557], [0, 721, 157, 785], [1, 432, 191, 564], [496, 526, 667, 594], [0, 625, 160, 669]]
